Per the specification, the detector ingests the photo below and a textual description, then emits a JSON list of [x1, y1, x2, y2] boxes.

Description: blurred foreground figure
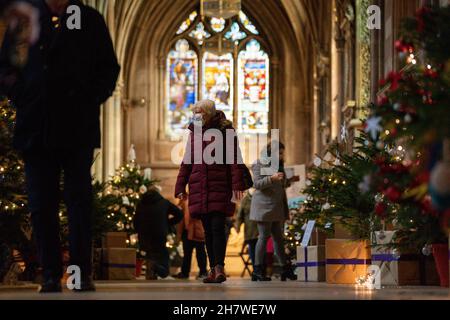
[[0, 0, 120, 293]]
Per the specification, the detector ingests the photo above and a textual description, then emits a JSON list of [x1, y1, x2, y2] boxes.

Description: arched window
[[166, 9, 269, 140]]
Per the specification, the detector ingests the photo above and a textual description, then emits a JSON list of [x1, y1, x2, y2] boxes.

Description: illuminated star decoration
[[364, 116, 383, 140]]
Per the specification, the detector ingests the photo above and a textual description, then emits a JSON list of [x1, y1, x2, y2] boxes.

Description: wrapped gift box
[[296, 245, 326, 282], [371, 231, 440, 286], [102, 232, 128, 248], [310, 229, 327, 246], [333, 221, 355, 240], [396, 253, 440, 286], [371, 231, 399, 285], [326, 239, 371, 284], [102, 248, 136, 280]]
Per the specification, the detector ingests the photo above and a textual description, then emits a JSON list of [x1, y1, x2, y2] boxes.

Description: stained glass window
[[167, 39, 198, 139], [239, 11, 259, 35], [238, 40, 269, 134], [167, 10, 269, 139], [189, 22, 211, 45], [202, 52, 234, 121], [225, 22, 247, 43], [210, 17, 226, 32], [176, 11, 198, 35]]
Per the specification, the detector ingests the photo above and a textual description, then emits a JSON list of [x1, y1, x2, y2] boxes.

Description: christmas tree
[[284, 206, 304, 264], [301, 134, 386, 240], [101, 148, 158, 246], [0, 97, 32, 280], [362, 5, 450, 252]]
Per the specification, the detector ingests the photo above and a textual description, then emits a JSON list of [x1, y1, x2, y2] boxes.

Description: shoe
[[174, 272, 189, 280], [202, 268, 216, 283], [38, 278, 62, 293], [251, 265, 271, 282], [280, 265, 297, 281], [213, 265, 226, 283], [73, 277, 96, 292], [196, 272, 208, 280]]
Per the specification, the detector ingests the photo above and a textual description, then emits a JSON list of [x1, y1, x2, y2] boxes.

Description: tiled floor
[[0, 278, 449, 300]]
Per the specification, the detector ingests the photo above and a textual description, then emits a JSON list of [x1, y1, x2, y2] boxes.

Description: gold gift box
[[102, 232, 128, 248], [101, 248, 136, 280], [326, 239, 371, 284]]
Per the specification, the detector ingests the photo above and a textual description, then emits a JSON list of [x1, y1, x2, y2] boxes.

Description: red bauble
[[377, 96, 389, 106], [395, 40, 404, 50], [414, 171, 430, 185], [375, 202, 388, 218], [384, 186, 402, 202], [387, 71, 403, 91], [421, 196, 439, 217]]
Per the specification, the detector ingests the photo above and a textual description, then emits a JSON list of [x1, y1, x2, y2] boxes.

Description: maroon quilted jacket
[[174, 111, 246, 218]]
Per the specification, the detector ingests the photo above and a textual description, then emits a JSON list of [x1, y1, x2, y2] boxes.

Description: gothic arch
[[87, 0, 330, 188]]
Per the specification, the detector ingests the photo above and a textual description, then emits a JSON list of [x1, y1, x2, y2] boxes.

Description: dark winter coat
[[174, 110, 247, 218], [0, 0, 120, 151], [0, 0, 12, 12], [134, 191, 183, 252]]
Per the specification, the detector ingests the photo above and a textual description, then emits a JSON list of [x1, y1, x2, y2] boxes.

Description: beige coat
[[249, 160, 289, 222]]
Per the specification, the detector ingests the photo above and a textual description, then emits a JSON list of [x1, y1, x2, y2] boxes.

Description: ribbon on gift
[[326, 258, 372, 265], [371, 254, 400, 262], [297, 262, 326, 267], [296, 247, 326, 281]]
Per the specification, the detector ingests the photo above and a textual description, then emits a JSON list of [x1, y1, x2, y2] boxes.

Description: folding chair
[[239, 242, 253, 278]]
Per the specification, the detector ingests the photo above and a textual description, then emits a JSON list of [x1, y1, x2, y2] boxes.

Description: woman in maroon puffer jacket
[[175, 99, 246, 283]]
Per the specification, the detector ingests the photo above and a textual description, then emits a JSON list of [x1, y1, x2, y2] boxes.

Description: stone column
[[355, 0, 371, 119]]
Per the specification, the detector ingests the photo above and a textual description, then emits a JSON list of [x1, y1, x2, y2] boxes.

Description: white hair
[[192, 99, 217, 117]]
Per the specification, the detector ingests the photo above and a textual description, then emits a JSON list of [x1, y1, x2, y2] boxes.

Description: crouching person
[[134, 187, 183, 280]]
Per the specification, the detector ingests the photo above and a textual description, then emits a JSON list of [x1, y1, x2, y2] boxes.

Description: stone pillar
[[370, 0, 381, 103], [355, 0, 371, 120], [90, 0, 123, 181]]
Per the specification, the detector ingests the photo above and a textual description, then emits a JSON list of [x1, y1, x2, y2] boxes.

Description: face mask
[[193, 113, 204, 126]]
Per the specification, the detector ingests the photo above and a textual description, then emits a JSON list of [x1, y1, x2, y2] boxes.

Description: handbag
[[241, 164, 254, 190]]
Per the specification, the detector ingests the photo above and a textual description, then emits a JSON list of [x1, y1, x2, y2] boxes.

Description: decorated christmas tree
[[0, 97, 32, 280], [101, 146, 159, 247], [362, 5, 450, 252], [301, 133, 386, 240], [284, 206, 304, 264]]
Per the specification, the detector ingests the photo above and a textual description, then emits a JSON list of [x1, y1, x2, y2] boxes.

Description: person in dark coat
[[134, 188, 183, 280], [175, 99, 247, 284], [0, 0, 120, 292]]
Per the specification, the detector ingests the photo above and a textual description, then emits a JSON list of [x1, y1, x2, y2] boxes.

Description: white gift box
[[371, 231, 399, 285], [296, 246, 326, 282]]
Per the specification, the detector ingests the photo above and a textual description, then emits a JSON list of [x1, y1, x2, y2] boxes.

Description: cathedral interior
[[0, 0, 449, 302], [64, 0, 439, 196]]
